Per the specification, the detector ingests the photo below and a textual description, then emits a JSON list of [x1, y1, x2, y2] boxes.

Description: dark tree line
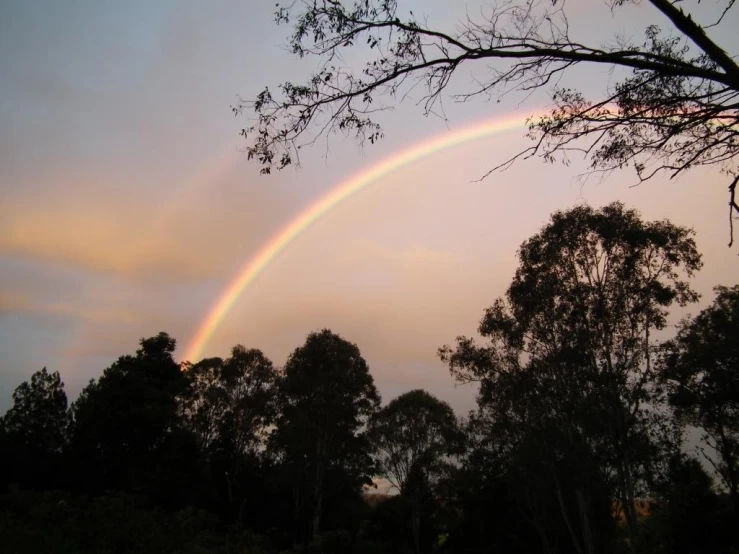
[[2, 202, 738, 553]]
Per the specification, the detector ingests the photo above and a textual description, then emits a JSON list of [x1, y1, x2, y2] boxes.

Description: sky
[[1, 0, 737, 415]]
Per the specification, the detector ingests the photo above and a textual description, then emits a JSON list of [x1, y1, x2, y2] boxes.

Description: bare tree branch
[[235, 0, 739, 243], [729, 175, 739, 247]]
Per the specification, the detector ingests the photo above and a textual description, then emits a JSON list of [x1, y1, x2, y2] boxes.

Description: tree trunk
[[607, 371, 639, 553], [616, 460, 639, 554], [311, 436, 325, 541], [576, 489, 595, 554], [311, 480, 323, 541], [292, 467, 301, 547], [411, 489, 422, 554], [554, 476, 585, 554], [716, 424, 739, 518]]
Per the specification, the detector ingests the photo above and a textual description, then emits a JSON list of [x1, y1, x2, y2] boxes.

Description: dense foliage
[[2, 203, 737, 553]]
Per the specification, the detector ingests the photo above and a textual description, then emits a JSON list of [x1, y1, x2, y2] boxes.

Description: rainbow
[[183, 111, 535, 362]]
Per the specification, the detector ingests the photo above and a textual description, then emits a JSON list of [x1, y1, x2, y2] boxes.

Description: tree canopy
[[440, 202, 703, 552], [270, 329, 381, 543], [181, 345, 278, 456], [70, 332, 186, 496], [2, 206, 738, 553], [1, 367, 70, 455], [659, 284, 739, 514], [369, 389, 461, 495], [368, 389, 462, 553], [1, 368, 70, 490]]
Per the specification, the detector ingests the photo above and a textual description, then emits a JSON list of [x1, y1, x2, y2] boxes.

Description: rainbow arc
[[184, 112, 537, 362]]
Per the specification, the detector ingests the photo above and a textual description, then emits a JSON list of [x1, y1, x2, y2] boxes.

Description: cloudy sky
[[1, 0, 737, 414]]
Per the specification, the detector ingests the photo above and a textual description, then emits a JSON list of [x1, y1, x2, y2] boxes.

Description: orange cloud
[[335, 239, 464, 268], [0, 163, 300, 283], [0, 292, 140, 324]]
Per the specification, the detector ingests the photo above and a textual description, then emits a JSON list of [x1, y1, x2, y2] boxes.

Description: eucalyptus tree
[[270, 329, 380, 542], [1, 368, 70, 488], [441, 202, 702, 551], [659, 284, 739, 514], [368, 389, 462, 554]]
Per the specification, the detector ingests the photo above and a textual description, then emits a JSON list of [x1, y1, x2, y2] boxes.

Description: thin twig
[[729, 175, 739, 247]]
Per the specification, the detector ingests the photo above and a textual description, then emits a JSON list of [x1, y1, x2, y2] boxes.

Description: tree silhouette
[[182, 346, 277, 455], [180, 346, 278, 520], [642, 454, 736, 554], [70, 332, 186, 497], [1, 368, 70, 489], [368, 389, 462, 554], [270, 329, 380, 543], [441, 202, 702, 550], [237, 0, 739, 240], [2, 267, 737, 551], [2, 368, 70, 453], [659, 284, 739, 515]]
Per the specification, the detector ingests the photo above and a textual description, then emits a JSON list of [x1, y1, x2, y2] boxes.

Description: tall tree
[[440, 202, 702, 551], [271, 329, 380, 543], [2, 368, 70, 454], [182, 345, 277, 456], [448, 362, 617, 554], [237, 0, 739, 239], [659, 284, 739, 514], [180, 346, 278, 519], [1, 368, 70, 488], [70, 332, 186, 497], [368, 389, 462, 554]]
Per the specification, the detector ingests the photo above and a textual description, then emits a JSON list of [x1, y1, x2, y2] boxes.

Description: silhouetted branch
[[729, 175, 739, 247], [237, 0, 738, 241]]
